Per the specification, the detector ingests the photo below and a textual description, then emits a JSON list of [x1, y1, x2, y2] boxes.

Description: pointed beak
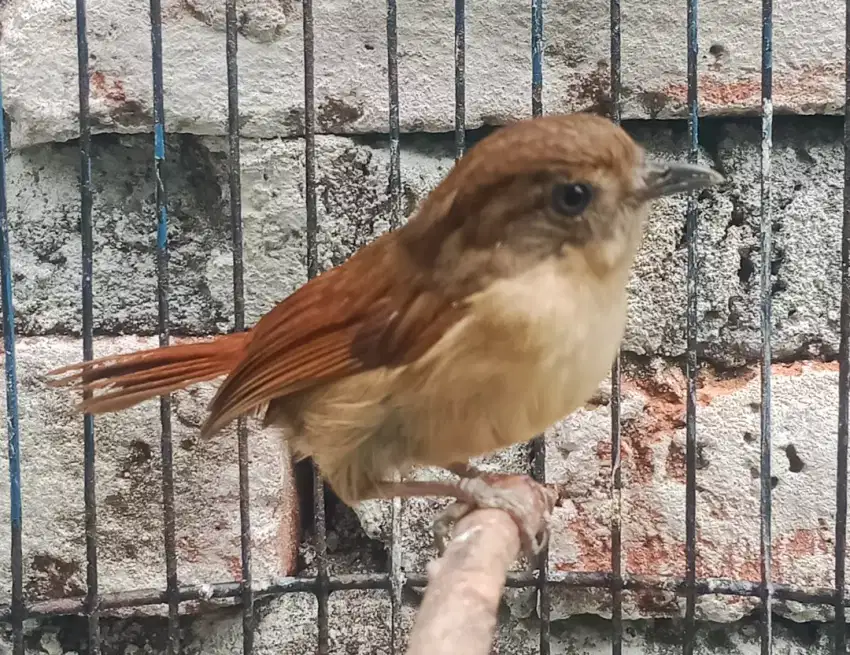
[[639, 160, 725, 199]]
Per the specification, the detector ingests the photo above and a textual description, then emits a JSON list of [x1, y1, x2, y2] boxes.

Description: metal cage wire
[[1, 1, 849, 654]]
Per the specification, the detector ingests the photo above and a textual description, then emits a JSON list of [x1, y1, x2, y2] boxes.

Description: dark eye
[[551, 183, 593, 217]]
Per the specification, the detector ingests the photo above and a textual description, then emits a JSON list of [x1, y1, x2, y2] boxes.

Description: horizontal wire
[[6, 571, 850, 621]]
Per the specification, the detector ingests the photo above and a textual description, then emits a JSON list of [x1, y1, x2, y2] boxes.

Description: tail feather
[[46, 333, 249, 415]]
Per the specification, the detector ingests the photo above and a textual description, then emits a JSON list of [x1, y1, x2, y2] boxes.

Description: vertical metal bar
[[837, 0, 850, 651], [302, 2, 328, 653], [148, 1, 179, 652], [609, 0, 621, 128], [454, 0, 466, 159], [386, 0, 401, 230], [609, 1, 623, 654], [386, 1, 403, 653], [530, 0, 543, 118], [303, 0, 318, 283], [759, 0, 775, 652], [683, 0, 700, 653], [0, 64, 23, 655], [74, 2, 100, 653], [312, 466, 329, 655], [529, 3, 550, 654], [224, 2, 254, 652]]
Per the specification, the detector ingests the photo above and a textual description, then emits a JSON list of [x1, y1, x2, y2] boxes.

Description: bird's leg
[[445, 461, 484, 478], [363, 474, 557, 560]]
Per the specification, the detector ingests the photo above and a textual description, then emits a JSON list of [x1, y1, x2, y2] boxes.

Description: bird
[[46, 112, 723, 558]]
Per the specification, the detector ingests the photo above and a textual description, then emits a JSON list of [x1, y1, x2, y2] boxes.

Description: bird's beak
[[639, 160, 725, 199]]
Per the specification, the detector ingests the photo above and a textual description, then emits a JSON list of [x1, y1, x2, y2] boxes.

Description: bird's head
[[404, 113, 724, 283]]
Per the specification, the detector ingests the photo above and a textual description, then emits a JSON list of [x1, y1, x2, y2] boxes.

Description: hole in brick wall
[[771, 247, 785, 275], [785, 443, 805, 472], [727, 308, 741, 326], [749, 468, 780, 489], [723, 198, 745, 240], [743, 431, 756, 443], [123, 440, 152, 471], [771, 279, 788, 296], [696, 443, 710, 469], [738, 249, 755, 284], [294, 457, 321, 537]]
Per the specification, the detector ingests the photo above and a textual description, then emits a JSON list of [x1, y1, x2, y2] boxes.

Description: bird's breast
[[399, 256, 629, 466]]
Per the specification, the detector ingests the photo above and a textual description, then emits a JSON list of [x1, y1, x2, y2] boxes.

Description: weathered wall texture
[[2, 0, 846, 148], [0, 0, 847, 653]]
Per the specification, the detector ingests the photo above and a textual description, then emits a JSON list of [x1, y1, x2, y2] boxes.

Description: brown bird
[[46, 113, 723, 557]]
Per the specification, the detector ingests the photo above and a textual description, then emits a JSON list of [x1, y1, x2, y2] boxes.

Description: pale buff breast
[[395, 255, 630, 467]]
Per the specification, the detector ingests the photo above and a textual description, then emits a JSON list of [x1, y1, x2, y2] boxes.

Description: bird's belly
[[400, 278, 627, 467]]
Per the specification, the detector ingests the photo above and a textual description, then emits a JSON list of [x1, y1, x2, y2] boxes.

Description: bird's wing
[[200, 236, 467, 437]]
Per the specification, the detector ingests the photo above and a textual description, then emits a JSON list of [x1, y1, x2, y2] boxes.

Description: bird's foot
[[433, 471, 557, 563], [364, 470, 556, 563]]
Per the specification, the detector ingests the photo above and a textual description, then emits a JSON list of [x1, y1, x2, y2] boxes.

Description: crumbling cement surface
[[0, 336, 299, 614], [4, 133, 449, 336], [545, 360, 843, 624], [1, 0, 846, 147], [0, 601, 840, 654], [2, 120, 844, 368]]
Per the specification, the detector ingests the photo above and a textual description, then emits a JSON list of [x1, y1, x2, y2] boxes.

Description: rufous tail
[[45, 333, 250, 415]]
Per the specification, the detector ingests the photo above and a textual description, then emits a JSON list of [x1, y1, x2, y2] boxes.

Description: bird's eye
[[550, 183, 593, 217]]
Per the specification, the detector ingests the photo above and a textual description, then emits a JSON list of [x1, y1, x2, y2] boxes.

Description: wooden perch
[[405, 476, 557, 655]]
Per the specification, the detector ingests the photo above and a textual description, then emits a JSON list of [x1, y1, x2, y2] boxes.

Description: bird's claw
[[431, 473, 556, 564]]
